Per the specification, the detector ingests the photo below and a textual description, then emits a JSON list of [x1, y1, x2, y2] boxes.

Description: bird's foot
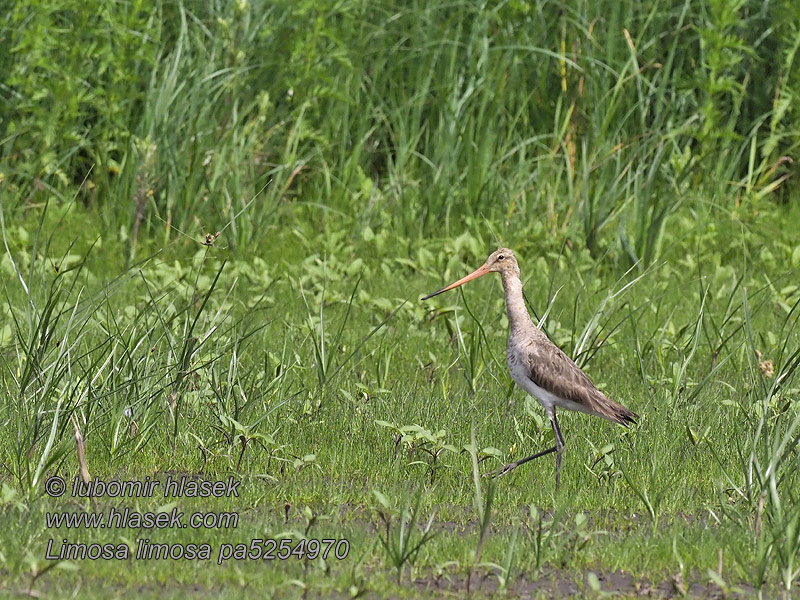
[[482, 446, 558, 479], [483, 461, 520, 479]]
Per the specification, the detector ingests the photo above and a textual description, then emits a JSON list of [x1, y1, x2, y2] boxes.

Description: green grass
[[2, 0, 800, 598], [1, 201, 799, 598]]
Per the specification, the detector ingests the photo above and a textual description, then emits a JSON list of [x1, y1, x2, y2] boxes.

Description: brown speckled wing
[[521, 335, 638, 426]]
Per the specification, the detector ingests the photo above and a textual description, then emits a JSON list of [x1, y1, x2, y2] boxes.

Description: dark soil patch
[[411, 566, 760, 598]]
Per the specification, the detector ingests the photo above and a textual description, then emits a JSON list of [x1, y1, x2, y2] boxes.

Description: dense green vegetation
[[2, 0, 800, 597]]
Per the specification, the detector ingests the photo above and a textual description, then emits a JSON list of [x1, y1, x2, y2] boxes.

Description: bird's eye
[[498, 254, 505, 260]]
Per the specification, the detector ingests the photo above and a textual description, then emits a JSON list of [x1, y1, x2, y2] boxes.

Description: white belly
[[509, 359, 557, 407], [508, 353, 594, 416]]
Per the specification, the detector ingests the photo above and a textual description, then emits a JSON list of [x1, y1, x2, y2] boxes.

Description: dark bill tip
[[421, 288, 448, 301]]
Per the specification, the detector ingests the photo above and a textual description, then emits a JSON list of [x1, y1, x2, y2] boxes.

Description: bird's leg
[[484, 408, 567, 480], [484, 444, 556, 478], [549, 408, 566, 489]]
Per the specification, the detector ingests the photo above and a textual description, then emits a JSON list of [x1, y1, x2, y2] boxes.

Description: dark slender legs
[[488, 407, 566, 489], [488, 445, 557, 478], [549, 407, 565, 489]]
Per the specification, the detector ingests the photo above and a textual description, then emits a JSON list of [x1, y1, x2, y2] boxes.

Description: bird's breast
[[507, 338, 533, 388], [507, 334, 559, 410]]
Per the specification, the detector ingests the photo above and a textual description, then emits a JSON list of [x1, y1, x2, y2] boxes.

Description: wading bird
[[422, 248, 637, 488]]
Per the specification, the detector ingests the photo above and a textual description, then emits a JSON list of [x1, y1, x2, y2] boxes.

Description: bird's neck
[[500, 270, 534, 331]]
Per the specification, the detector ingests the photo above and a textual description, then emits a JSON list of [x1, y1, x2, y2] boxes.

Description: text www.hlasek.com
[[46, 507, 238, 530]]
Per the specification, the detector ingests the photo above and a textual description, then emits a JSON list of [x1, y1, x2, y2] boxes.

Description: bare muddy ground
[[411, 567, 763, 599], [1, 567, 779, 599]]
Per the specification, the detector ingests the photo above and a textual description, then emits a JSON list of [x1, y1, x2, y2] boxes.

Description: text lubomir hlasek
[[70, 475, 240, 498]]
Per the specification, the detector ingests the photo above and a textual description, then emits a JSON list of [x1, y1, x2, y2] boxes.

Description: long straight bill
[[421, 264, 490, 300]]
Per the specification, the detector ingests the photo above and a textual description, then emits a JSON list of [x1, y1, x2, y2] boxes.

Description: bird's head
[[422, 247, 519, 300], [484, 248, 519, 275]]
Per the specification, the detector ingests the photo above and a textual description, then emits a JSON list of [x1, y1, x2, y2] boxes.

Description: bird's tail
[[607, 401, 638, 426], [589, 391, 638, 426]]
